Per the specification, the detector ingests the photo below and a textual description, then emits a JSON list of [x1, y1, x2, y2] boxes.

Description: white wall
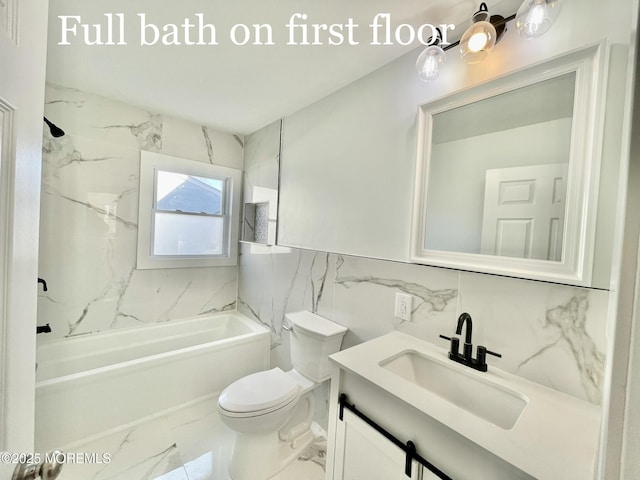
[[277, 0, 637, 277], [426, 118, 572, 253]]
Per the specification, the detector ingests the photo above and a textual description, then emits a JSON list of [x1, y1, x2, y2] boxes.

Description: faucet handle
[[475, 345, 502, 372], [485, 348, 502, 358], [439, 334, 460, 358]]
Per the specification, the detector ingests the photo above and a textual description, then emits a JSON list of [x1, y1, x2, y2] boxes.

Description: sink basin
[[379, 349, 528, 429]]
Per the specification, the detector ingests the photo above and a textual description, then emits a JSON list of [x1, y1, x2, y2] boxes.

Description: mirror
[[411, 46, 604, 286], [241, 119, 282, 246], [425, 73, 575, 260]]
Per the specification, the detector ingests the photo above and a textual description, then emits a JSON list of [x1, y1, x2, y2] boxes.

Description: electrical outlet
[[394, 292, 412, 321]]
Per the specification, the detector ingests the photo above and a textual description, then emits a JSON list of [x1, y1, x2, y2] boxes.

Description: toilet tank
[[287, 311, 347, 382]]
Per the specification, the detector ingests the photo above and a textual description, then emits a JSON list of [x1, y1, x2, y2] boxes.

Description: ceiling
[[45, 0, 522, 135]]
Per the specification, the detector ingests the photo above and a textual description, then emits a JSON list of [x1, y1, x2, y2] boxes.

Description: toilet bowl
[[217, 311, 347, 480]]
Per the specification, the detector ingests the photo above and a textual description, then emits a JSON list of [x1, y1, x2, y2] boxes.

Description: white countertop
[[330, 331, 601, 480]]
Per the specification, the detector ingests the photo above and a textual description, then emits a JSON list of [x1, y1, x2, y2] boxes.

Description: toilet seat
[[218, 367, 300, 417]]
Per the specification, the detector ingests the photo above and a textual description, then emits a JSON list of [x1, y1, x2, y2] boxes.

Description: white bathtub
[[35, 312, 270, 451]]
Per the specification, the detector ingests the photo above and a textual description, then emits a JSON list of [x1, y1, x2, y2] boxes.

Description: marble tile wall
[[241, 119, 281, 245], [38, 84, 243, 341], [238, 246, 610, 408]]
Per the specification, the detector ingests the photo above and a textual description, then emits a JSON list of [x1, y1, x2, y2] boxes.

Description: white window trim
[[137, 150, 241, 269]]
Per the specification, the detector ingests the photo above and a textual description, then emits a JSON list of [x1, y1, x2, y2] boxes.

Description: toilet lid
[[218, 367, 300, 414], [286, 311, 347, 339]]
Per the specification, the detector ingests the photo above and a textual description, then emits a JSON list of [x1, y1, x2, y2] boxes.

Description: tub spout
[[37, 324, 52, 334]]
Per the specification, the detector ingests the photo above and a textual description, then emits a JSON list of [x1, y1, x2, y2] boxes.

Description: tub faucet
[[37, 324, 52, 334], [38, 277, 48, 292], [439, 312, 502, 372]]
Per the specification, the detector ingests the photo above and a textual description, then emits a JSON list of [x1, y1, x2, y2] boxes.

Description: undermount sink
[[379, 349, 528, 429]]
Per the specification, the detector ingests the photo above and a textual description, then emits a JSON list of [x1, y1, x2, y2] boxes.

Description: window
[[137, 151, 241, 269]]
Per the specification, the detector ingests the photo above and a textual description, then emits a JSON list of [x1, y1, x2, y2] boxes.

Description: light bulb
[[416, 45, 446, 81], [468, 32, 488, 52], [460, 20, 496, 64], [516, 0, 562, 38]]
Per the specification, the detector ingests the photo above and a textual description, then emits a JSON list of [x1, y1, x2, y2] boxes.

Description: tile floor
[[57, 396, 326, 480]]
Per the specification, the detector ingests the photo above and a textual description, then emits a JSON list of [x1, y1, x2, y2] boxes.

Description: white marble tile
[[115, 268, 238, 328], [156, 467, 191, 480], [457, 271, 608, 404], [239, 243, 610, 404], [59, 416, 184, 480], [46, 84, 162, 151], [183, 452, 221, 480], [61, 398, 325, 480], [162, 116, 243, 169], [242, 120, 280, 245], [166, 398, 234, 480], [243, 119, 280, 193], [39, 85, 242, 342], [38, 133, 141, 338], [332, 255, 460, 349], [274, 459, 324, 480], [270, 327, 293, 372], [238, 245, 335, 347]]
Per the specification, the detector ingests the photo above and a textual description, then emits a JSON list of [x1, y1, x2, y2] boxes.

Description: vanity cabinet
[[326, 370, 535, 480], [325, 332, 600, 480], [333, 408, 427, 480]]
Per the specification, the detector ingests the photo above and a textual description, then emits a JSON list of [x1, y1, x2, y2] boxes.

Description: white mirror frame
[[411, 44, 607, 286]]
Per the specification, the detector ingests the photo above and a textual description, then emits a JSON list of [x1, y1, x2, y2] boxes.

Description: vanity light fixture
[[415, 28, 446, 82], [415, 1, 563, 79], [515, 0, 563, 38], [459, 3, 507, 64]]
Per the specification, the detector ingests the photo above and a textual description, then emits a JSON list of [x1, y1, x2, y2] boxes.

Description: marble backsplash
[[38, 84, 243, 341], [238, 244, 609, 407]]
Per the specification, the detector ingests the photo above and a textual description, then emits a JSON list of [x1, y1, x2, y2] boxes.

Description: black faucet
[[439, 312, 502, 372], [456, 312, 474, 361], [38, 277, 48, 292]]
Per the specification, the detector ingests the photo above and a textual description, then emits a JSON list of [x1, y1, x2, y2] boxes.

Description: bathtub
[[35, 312, 270, 451]]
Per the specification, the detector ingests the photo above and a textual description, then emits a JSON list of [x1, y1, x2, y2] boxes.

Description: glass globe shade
[[460, 20, 497, 64], [416, 45, 446, 81], [515, 0, 563, 38]]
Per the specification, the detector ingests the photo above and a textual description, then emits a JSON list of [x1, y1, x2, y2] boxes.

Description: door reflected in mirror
[[424, 72, 575, 261]]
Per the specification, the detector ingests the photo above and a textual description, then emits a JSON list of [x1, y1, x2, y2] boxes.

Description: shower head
[[44, 116, 65, 137]]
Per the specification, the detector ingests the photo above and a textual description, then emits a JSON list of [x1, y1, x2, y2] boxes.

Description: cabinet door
[[421, 465, 444, 480], [333, 409, 422, 480]]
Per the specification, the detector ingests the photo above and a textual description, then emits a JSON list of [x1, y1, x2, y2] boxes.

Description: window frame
[[137, 150, 241, 269]]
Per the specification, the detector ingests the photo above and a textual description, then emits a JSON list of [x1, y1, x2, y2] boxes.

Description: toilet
[[217, 311, 348, 480]]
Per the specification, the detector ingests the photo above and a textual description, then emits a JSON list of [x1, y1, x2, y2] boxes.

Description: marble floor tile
[[60, 397, 326, 480]]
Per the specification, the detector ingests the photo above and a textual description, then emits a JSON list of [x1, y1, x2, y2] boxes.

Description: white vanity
[[325, 332, 600, 480]]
